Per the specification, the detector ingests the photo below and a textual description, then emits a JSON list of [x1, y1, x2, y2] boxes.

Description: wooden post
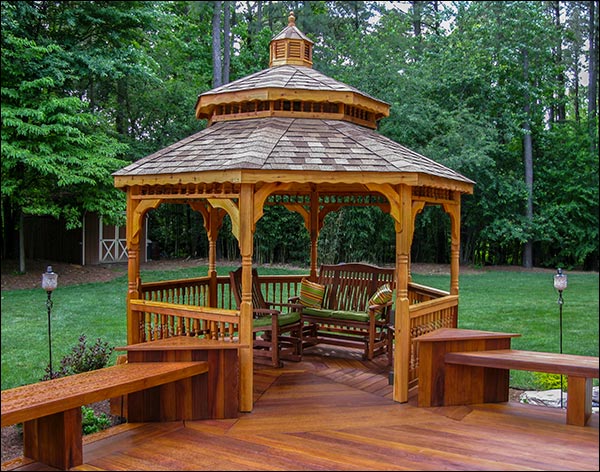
[[238, 184, 254, 412], [126, 188, 142, 346], [207, 207, 220, 307], [393, 184, 413, 403], [443, 195, 461, 296], [310, 186, 319, 280], [189, 202, 224, 308], [125, 190, 161, 345]]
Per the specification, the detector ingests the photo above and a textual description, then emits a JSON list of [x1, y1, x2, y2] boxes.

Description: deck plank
[[4, 346, 598, 471]]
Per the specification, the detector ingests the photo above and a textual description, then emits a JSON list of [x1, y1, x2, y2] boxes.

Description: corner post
[[238, 183, 255, 412], [393, 184, 413, 403]]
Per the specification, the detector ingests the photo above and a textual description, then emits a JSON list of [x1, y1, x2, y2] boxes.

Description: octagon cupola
[[194, 13, 390, 130], [269, 12, 313, 67]]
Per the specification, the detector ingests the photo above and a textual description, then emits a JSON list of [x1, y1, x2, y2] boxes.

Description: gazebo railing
[[408, 293, 458, 388], [130, 298, 239, 342], [135, 274, 458, 388]]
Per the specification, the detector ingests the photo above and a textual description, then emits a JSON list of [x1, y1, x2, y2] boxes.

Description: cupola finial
[[288, 12, 295, 27]]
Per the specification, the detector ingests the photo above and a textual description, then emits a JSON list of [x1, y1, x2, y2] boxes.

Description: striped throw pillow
[[299, 278, 325, 308], [368, 283, 393, 315]]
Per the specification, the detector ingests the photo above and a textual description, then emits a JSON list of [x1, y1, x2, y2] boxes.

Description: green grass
[[2, 266, 598, 391]]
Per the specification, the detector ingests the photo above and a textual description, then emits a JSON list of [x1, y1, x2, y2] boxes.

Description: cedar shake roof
[[195, 65, 388, 108], [114, 14, 474, 194], [199, 65, 371, 98], [271, 16, 313, 43], [113, 117, 474, 185]]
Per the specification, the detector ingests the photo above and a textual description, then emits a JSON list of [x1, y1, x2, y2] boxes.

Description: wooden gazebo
[[113, 14, 474, 412]]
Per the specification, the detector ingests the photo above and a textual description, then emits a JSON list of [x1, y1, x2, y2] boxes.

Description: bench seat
[[444, 349, 599, 426], [445, 349, 599, 377], [1, 361, 208, 427], [1, 361, 209, 469]]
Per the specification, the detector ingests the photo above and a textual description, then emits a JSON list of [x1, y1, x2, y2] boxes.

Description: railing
[[408, 292, 458, 388], [140, 276, 236, 309], [130, 298, 240, 342], [136, 273, 458, 390]]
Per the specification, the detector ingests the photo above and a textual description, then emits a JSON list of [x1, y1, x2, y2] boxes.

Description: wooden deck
[[3, 345, 598, 471]]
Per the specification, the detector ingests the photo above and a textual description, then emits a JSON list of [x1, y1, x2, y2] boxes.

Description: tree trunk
[[554, 0, 566, 122], [411, 1, 423, 55], [19, 211, 26, 274], [223, 1, 231, 84], [212, 0, 222, 88], [522, 49, 534, 269], [588, 0, 598, 154]]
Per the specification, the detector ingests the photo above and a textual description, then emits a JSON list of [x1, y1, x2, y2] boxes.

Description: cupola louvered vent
[[269, 13, 313, 68]]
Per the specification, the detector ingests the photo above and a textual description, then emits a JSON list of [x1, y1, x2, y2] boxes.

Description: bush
[[38, 334, 116, 435], [532, 372, 567, 391], [81, 406, 112, 435], [41, 334, 114, 381]]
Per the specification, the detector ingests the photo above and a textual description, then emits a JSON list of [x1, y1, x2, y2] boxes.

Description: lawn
[[1, 265, 598, 391]]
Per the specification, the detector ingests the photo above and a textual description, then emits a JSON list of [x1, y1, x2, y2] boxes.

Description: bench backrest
[[229, 267, 268, 311], [317, 263, 395, 312]]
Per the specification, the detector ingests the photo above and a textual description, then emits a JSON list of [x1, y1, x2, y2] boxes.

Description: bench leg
[[443, 365, 509, 405], [23, 407, 83, 469], [566, 376, 593, 426]]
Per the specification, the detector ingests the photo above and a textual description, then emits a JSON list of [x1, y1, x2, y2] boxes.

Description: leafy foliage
[[41, 334, 114, 381], [81, 406, 112, 435], [1, 1, 597, 270], [532, 372, 567, 392]]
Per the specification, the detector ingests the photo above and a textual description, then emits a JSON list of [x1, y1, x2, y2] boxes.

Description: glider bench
[[1, 361, 209, 469], [294, 263, 395, 361], [417, 328, 599, 426]]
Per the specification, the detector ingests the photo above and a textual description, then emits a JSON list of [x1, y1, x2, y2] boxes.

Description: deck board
[[3, 346, 598, 471]]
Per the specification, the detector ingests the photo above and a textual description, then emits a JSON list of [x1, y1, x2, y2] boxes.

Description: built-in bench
[[416, 328, 599, 427], [445, 349, 599, 426], [1, 361, 209, 469], [295, 262, 395, 361]]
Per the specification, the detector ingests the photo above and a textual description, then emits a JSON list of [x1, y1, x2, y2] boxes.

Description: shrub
[[38, 334, 117, 436], [41, 334, 114, 380], [82, 406, 112, 435], [532, 372, 567, 391]]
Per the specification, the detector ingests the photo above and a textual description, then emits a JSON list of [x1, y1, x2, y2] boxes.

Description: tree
[[212, 0, 223, 87], [1, 2, 129, 271]]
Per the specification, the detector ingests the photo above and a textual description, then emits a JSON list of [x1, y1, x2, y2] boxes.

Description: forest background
[[2, 0, 598, 271]]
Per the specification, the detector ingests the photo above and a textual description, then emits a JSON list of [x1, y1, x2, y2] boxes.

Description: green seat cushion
[[301, 307, 333, 318], [330, 310, 369, 322], [253, 311, 301, 328]]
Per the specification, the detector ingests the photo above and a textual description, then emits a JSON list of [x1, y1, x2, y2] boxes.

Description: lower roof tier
[[114, 117, 474, 193]]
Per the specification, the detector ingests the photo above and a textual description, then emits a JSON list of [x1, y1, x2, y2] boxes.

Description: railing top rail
[[408, 294, 458, 318], [408, 281, 450, 297], [130, 299, 239, 321], [140, 276, 211, 290]]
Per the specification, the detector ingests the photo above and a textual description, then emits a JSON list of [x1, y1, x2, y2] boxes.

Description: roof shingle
[[113, 117, 474, 185]]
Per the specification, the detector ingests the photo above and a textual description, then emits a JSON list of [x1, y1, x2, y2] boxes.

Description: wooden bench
[[1, 361, 208, 469], [296, 262, 395, 361], [416, 328, 599, 427], [445, 349, 599, 426]]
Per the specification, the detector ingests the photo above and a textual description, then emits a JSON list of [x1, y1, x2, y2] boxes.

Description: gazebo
[[113, 13, 474, 412]]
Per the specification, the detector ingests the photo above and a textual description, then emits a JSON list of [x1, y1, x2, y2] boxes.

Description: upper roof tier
[[195, 12, 389, 129]]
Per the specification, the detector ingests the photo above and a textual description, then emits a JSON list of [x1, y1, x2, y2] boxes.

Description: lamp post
[[553, 267, 567, 408], [41, 266, 58, 378]]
